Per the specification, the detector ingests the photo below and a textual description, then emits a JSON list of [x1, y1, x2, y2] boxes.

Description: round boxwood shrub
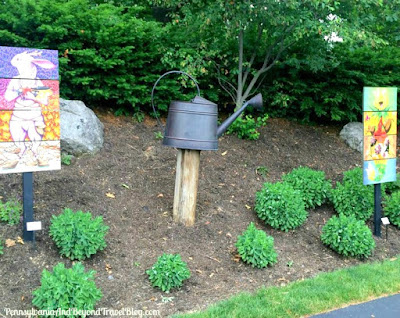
[[32, 263, 102, 317], [50, 208, 109, 260], [236, 222, 277, 268], [146, 253, 191, 293], [255, 182, 308, 231], [282, 166, 332, 209], [331, 168, 374, 221], [321, 214, 375, 258], [383, 191, 400, 227]]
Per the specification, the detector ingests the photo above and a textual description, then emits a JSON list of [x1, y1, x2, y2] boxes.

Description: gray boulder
[[339, 122, 363, 153], [60, 99, 104, 156]]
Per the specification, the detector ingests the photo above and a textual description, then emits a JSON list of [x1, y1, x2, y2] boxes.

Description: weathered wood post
[[173, 149, 200, 226]]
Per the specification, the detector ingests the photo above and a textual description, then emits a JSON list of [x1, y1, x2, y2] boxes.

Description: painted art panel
[[363, 87, 397, 112], [363, 135, 396, 161], [0, 140, 61, 174], [0, 46, 59, 80], [363, 159, 397, 185], [363, 111, 397, 136], [0, 111, 60, 142], [0, 79, 59, 111]]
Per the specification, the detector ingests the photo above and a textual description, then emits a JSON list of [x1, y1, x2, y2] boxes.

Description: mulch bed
[[1, 115, 399, 317]]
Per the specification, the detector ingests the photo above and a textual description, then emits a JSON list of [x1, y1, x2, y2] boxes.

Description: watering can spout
[[217, 93, 263, 138]]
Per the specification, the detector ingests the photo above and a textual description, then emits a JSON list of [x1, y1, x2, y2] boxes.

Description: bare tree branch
[[214, 63, 236, 102], [242, 23, 264, 87]]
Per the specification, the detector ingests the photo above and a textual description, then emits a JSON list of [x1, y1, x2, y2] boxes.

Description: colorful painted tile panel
[[363, 112, 397, 136], [0, 110, 60, 142], [363, 159, 397, 185], [0, 140, 61, 174], [363, 135, 396, 161], [0, 46, 60, 174], [0, 46, 59, 80], [0, 79, 59, 111], [363, 87, 397, 112]]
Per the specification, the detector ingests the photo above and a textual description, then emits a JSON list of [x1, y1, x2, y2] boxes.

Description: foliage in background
[[0, 0, 211, 114], [32, 263, 102, 317], [321, 214, 375, 258], [262, 46, 400, 123], [146, 253, 191, 292], [383, 191, 400, 228], [0, 199, 22, 225], [50, 208, 109, 260], [282, 167, 332, 209], [226, 114, 268, 140], [384, 173, 400, 194], [331, 168, 374, 221], [1, 0, 399, 124], [255, 182, 308, 231], [236, 222, 277, 268]]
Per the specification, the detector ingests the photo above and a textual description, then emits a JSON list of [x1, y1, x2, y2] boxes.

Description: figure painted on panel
[[3, 51, 56, 168]]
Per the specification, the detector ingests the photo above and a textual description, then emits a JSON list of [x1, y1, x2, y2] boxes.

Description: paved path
[[311, 294, 400, 318]]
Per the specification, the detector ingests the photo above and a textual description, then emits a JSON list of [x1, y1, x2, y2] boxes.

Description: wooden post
[[173, 149, 201, 226], [374, 183, 382, 237], [23, 172, 34, 242]]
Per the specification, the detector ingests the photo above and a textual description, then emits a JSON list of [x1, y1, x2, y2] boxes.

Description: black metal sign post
[[23, 172, 34, 242], [374, 183, 382, 237]]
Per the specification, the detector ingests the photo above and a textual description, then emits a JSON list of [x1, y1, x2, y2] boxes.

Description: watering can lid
[[191, 95, 217, 106]]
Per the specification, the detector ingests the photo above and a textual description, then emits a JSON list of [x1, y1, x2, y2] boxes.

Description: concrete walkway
[[311, 294, 400, 318]]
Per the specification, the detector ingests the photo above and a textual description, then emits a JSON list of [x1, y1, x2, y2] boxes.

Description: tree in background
[[153, 0, 399, 113]]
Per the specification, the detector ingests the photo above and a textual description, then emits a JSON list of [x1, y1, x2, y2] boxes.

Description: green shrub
[[384, 174, 400, 194], [236, 222, 277, 268], [282, 166, 332, 209], [321, 214, 375, 258], [227, 114, 269, 140], [331, 167, 374, 221], [146, 253, 190, 292], [255, 182, 308, 231], [0, 241, 3, 255], [383, 191, 400, 227], [50, 208, 109, 260], [32, 263, 102, 317], [0, 199, 22, 225]]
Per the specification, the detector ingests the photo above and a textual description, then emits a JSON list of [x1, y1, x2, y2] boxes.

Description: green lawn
[[175, 256, 400, 318]]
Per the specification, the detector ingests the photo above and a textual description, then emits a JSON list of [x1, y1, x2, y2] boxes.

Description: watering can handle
[[151, 70, 201, 128]]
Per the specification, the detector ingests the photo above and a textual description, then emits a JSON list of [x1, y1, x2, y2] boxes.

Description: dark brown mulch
[[1, 115, 399, 317]]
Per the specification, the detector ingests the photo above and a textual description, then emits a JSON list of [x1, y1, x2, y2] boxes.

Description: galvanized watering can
[[151, 70, 263, 151]]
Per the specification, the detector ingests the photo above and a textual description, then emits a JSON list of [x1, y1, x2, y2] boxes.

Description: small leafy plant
[[32, 263, 102, 317], [154, 131, 164, 139], [383, 191, 400, 227], [0, 199, 22, 225], [146, 253, 190, 292], [255, 182, 308, 231], [282, 166, 332, 209], [236, 222, 277, 268], [227, 114, 268, 140], [133, 111, 145, 123], [0, 241, 3, 255], [321, 214, 375, 258], [50, 208, 109, 260], [61, 153, 73, 166], [331, 168, 374, 221]]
